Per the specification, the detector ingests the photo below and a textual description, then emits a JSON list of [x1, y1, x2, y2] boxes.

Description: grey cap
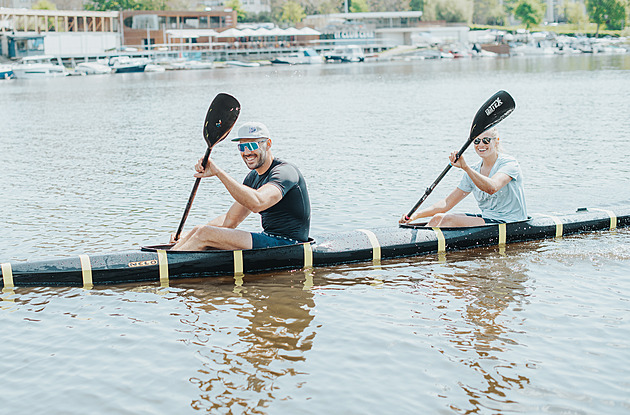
[[231, 122, 270, 141]]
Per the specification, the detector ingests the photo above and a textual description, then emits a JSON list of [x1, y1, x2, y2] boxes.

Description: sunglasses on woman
[[473, 137, 493, 145], [237, 140, 267, 152]]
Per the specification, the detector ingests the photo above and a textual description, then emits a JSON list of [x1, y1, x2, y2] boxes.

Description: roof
[[216, 27, 321, 38], [307, 11, 423, 19], [165, 29, 219, 38]]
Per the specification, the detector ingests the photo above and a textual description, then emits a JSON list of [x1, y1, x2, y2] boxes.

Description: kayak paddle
[[404, 90, 516, 221], [174, 93, 241, 241]]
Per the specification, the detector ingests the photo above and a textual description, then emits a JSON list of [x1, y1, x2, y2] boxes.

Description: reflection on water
[[426, 253, 532, 413], [179, 273, 317, 412]]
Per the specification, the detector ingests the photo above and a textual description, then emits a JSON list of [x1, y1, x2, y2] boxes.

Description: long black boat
[[1, 206, 627, 288]]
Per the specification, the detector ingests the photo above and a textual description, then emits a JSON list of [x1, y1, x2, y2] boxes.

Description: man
[[171, 122, 310, 251]]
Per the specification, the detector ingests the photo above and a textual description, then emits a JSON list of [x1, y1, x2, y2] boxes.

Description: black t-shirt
[[243, 158, 310, 242]]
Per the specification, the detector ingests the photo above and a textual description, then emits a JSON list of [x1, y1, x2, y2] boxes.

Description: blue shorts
[[465, 213, 506, 224], [250, 232, 301, 249]]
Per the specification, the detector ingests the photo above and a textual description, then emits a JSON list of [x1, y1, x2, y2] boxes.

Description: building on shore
[[303, 11, 470, 49], [0, 7, 119, 58], [0, 7, 238, 60], [2, 7, 461, 62], [120, 9, 236, 50]]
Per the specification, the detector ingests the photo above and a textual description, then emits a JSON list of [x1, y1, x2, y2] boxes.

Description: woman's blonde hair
[[482, 127, 503, 152]]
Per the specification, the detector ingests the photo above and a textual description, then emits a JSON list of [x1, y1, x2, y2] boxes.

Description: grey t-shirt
[[243, 158, 311, 242], [457, 153, 527, 222]]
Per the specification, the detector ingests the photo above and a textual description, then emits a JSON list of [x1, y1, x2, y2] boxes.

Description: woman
[[400, 127, 527, 227]]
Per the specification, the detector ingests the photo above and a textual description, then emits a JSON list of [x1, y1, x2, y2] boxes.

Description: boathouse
[[0, 7, 119, 58]]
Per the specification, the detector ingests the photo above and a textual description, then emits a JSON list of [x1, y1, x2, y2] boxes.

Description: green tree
[[367, 0, 410, 11], [226, 0, 247, 21], [514, 0, 545, 29], [84, 0, 141, 11], [473, 0, 506, 24], [280, 0, 306, 24], [562, 0, 589, 27], [435, 0, 473, 22], [586, 0, 627, 34], [410, 0, 424, 10], [350, 0, 370, 12], [32, 0, 57, 9]]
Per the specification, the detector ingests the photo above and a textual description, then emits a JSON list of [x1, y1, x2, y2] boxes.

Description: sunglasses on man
[[473, 137, 494, 145], [237, 139, 267, 152]]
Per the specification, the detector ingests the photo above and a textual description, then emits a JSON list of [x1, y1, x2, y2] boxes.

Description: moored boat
[[109, 56, 150, 73], [11, 55, 67, 78], [1, 206, 627, 288], [324, 45, 365, 63], [271, 48, 323, 65], [225, 60, 261, 67], [0, 64, 14, 79], [75, 61, 113, 75]]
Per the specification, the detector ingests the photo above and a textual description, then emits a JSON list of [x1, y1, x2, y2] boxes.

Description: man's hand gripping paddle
[[174, 93, 241, 241], [404, 90, 516, 222]]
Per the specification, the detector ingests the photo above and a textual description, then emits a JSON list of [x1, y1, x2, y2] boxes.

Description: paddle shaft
[[174, 147, 211, 241], [405, 138, 474, 220]]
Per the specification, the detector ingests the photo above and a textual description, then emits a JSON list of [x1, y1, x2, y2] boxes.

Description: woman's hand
[[399, 214, 411, 224], [449, 151, 468, 170]]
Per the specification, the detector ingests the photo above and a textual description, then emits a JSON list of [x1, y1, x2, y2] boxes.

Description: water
[[1, 55, 630, 414]]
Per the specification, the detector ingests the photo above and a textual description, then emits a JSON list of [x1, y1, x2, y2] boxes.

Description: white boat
[[75, 62, 113, 75], [184, 60, 214, 70], [225, 60, 260, 67], [109, 56, 149, 73], [144, 64, 166, 72], [0, 64, 14, 79], [324, 45, 365, 63], [165, 60, 214, 70], [510, 42, 557, 56], [271, 48, 323, 65], [11, 55, 67, 78]]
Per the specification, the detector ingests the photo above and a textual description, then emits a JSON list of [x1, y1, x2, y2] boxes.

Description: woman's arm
[[462, 168, 512, 195], [404, 188, 469, 222]]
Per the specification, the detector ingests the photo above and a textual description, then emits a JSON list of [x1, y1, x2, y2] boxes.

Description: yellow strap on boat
[[498, 223, 507, 246], [233, 250, 244, 276], [357, 229, 381, 264], [1, 263, 14, 288], [539, 214, 563, 238], [432, 227, 446, 253], [157, 250, 169, 286], [303, 242, 313, 269], [590, 208, 617, 231], [79, 254, 93, 288]]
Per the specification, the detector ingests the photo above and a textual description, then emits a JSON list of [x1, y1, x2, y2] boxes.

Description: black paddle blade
[[468, 90, 515, 140], [203, 93, 241, 148]]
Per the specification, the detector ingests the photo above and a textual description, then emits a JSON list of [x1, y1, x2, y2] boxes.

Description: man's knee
[[191, 225, 219, 242]]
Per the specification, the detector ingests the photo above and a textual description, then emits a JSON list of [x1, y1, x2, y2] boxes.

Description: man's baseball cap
[[231, 122, 270, 141]]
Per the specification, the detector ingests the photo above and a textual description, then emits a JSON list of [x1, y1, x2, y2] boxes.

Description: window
[[132, 14, 159, 30], [210, 16, 221, 27], [16, 39, 27, 51], [184, 18, 199, 28]]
